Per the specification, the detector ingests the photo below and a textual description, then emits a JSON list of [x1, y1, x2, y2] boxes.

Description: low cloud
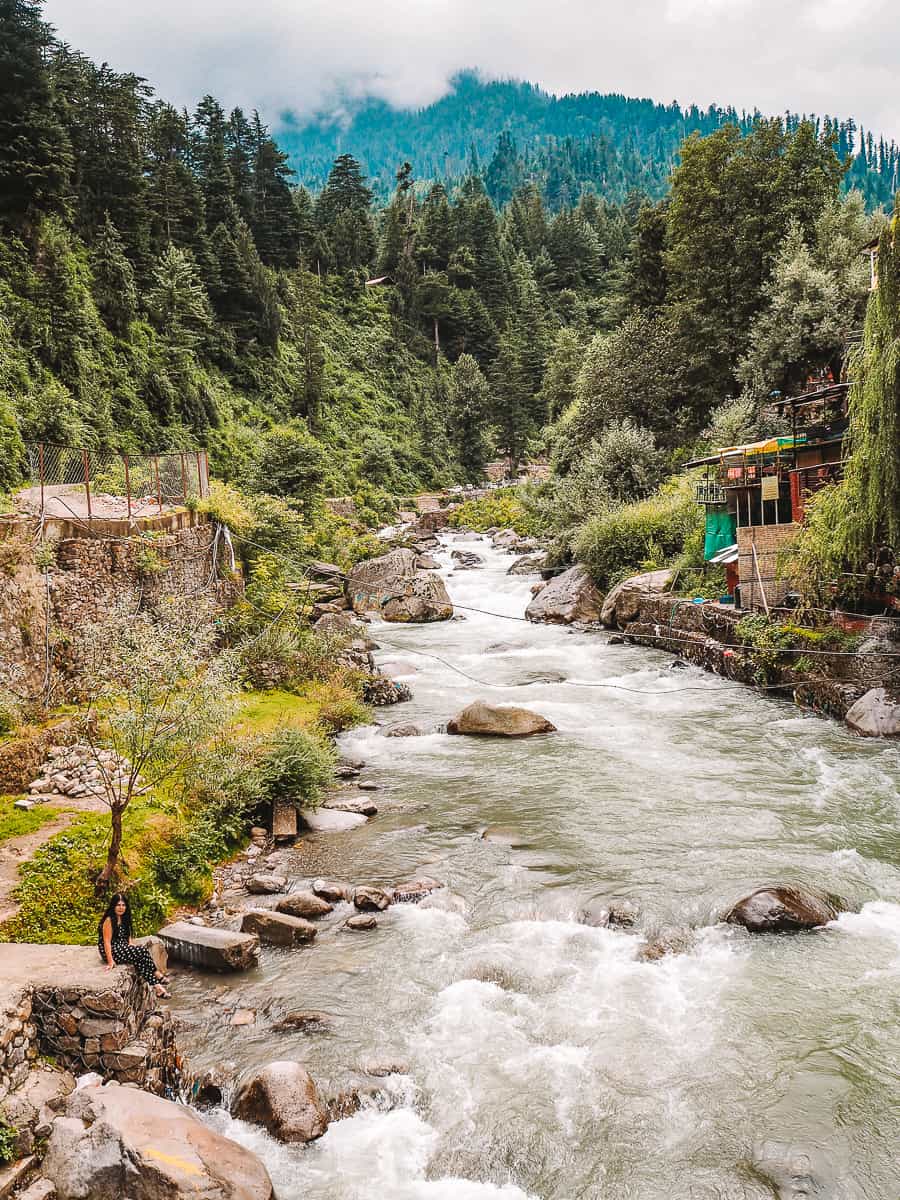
[[43, 0, 900, 139]]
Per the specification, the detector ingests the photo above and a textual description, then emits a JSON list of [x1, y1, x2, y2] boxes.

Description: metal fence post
[[180, 453, 187, 502], [123, 455, 132, 521], [154, 457, 162, 513], [38, 443, 45, 516], [195, 451, 203, 499], [82, 448, 92, 520]]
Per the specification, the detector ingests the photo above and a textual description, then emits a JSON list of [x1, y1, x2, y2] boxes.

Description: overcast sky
[[42, 0, 900, 140]]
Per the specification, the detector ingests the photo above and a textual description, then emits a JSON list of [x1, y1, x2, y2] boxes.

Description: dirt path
[[0, 796, 108, 925]]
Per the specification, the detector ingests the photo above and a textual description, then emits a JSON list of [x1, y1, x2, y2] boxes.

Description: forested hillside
[[0, 0, 891, 558], [279, 72, 900, 209]]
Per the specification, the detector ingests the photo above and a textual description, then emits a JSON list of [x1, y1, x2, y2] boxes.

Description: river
[[175, 533, 900, 1200]]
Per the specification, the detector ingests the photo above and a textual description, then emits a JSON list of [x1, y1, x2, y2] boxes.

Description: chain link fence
[[20, 444, 210, 522]]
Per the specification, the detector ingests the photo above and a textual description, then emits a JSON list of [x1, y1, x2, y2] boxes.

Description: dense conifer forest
[[0, 0, 891, 529]]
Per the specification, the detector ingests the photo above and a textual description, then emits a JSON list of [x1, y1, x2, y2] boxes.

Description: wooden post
[[751, 540, 770, 616], [154, 457, 162, 513], [82, 448, 92, 520], [123, 455, 132, 521]]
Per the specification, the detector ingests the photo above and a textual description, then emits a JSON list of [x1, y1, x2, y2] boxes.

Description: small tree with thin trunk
[[79, 603, 236, 891]]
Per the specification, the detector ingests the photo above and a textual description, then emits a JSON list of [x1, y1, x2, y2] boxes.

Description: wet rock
[[525, 565, 603, 625], [344, 914, 378, 931], [607, 634, 625, 646], [364, 675, 414, 706], [326, 798, 378, 816], [312, 879, 352, 904], [381, 722, 426, 737], [723, 886, 842, 933], [189, 1064, 236, 1108], [391, 877, 443, 904], [313, 611, 366, 639], [845, 687, 900, 737], [360, 1059, 409, 1077], [599, 569, 675, 630], [447, 700, 557, 738], [157, 922, 259, 972], [491, 530, 520, 549], [507, 552, 547, 575], [579, 898, 640, 929], [43, 1083, 274, 1199], [275, 891, 333, 920], [353, 886, 392, 912], [383, 573, 454, 623], [451, 550, 484, 569], [325, 1090, 363, 1121], [274, 1011, 334, 1033], [246, 873, 287, 895], [240, 910, 317, 946], [530, 581, 546, 596], [637, 928, 695, 961], [231, 1061, 328, 1145]]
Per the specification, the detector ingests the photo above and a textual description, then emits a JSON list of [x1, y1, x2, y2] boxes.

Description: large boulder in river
[[447, 700, 557, 738], [600, 569, 675, 630], [42, 1083, 274, 1200], [231, 1061, 328, 1144], [525, 565, 603, 625], [508, 552, 547, 575], [723, 886, 842, 933], [382, 572, 453, 622], [845, 687, 900, 737]]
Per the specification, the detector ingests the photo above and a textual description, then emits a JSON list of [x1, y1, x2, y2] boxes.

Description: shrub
[[0, 1120, 17, 1165], [448, 489, 535, 535], [255, 726, 336, 811], [573, 476, 702, 589], [304, 674, 370, 733]]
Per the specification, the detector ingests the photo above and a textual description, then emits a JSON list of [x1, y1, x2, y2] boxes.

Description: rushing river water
[[175, 534, 900, 1200]]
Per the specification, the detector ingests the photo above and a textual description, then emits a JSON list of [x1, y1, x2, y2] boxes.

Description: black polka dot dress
[[98, 918, 159, 984]]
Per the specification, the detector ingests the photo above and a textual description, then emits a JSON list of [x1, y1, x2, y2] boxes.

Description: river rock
[[353, 885, 392, 911], [525, 565, 603, 625], [157, 922, 259, 972], [391, 877, 443, 904], [637, 928, 695, 961], [274, 1011, 333, 1033], [381, 722, 426, 737], [447, 700, 557, 738], [364, 675, 414, 705], [240, 910, 317, 946], [845, 687, 900, 737], [275, 891, 333, 920], [451, 550, 484, 568], [579, 897, 640, 929], [231, 1061, 328, 1144], [313, 611, 366, 639], [325, 798, 378, 816], [491, 530, 520, 549], [246, 873, 287, 895], [507, 552, 547, 575], [382, 573, 453, 622], [415, 554, 441, 569], [344, 914, 378, 931], [312, 879, 352, 903], [723, 886, 842, 933], [42, 1083, 274, 1199], [600, 569, 675, 630]]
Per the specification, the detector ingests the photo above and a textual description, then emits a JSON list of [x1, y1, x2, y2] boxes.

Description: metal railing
[[21, 444, 210, 522]]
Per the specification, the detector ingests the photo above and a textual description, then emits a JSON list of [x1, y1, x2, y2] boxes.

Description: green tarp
[[704, 508, 736, 561]]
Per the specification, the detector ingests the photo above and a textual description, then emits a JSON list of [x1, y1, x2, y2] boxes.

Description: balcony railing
[[695, 481, 727, 505]]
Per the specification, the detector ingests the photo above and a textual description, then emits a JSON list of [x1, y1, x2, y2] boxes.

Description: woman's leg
[[118, 944, 160, 985]]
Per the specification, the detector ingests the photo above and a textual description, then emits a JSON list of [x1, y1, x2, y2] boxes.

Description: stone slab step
[[157, 922, 258, 972], [0, 1155, 37, 1200]]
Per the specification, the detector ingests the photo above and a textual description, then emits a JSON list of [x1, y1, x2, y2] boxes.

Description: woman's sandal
[[154, 985, 171, 999]]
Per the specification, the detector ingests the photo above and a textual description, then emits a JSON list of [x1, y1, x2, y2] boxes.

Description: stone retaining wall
[[0, 945, 178, 1100], [0, 516, 240, 700], [622, 593, 900, 720]]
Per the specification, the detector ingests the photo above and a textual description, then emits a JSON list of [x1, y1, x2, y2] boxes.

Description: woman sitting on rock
[[98, 893, 170, 999]]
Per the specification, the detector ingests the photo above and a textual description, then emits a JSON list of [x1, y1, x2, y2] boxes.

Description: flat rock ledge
[[158, 922, 259, 972]]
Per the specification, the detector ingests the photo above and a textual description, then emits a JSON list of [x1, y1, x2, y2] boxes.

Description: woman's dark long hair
[[99, 892, 132, 940]]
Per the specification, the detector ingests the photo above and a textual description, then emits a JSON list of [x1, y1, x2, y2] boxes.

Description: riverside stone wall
[[0, 946, 178, 1100], [623, 592, 900, 720], [0, 516, 240, 700]]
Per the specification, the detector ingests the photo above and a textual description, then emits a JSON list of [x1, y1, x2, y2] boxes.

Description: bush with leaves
[[573, 475, 702, 589], [447, 489, 536, 535], [255, 726, 336, 811]]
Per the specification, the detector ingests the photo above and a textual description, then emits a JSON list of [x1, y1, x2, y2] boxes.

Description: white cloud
[[41, 0, 900, 139]]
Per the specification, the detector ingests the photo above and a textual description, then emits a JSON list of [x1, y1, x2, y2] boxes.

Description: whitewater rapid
[[180, 533, 900, 1200]]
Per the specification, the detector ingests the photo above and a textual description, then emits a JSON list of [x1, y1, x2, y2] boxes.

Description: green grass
[[233, 688, 319, 736], [0, 794, 65, 844]]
